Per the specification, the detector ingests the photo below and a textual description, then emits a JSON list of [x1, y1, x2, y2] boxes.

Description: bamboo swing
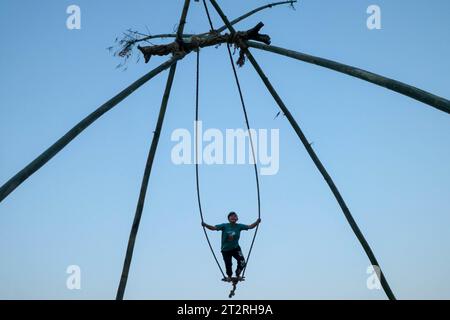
[[0, 0, 449, 300]]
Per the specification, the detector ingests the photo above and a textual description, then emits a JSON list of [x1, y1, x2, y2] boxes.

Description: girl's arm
[[248, 218, 262, 230], [202, 222, 218, 231]]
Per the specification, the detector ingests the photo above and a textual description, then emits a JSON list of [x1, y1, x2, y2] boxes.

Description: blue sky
[[0, 0, 449, 299]]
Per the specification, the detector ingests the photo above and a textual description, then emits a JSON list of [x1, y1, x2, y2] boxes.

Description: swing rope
[[195, 50, 226, 279], [225, 43, 261, 277], [202, 0, 215, 32], [196, 0, 261, 280]]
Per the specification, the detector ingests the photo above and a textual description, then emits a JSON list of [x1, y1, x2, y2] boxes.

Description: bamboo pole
[[0, 55, 183, 203], [247, 41, 450, 115], [177, 0, 191, 41], [116, 64, 178, 300], [209, 0, 397, 300], [116, 0, 191, 300]]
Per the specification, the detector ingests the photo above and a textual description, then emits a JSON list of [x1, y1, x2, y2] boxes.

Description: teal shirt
[[215, 223, 249, 252]]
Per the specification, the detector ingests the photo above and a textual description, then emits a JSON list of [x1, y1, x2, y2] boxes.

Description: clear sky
[[0, 0, 449, 300]]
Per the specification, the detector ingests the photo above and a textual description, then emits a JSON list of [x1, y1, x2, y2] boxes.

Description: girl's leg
[[232, 247, 246, 276], [221, 250, 233, 278]]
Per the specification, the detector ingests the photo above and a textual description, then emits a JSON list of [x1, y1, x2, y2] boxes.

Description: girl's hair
[[227, 211, 237, 219]]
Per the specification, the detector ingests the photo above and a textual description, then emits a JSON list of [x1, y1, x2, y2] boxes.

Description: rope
[[195, 50, 226, 278], [198, 0, 261, 282], [202, 0, 215, 32], [225, 43, 261, 277]]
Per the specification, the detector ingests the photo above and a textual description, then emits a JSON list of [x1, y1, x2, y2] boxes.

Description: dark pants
[[221, 246, 246, 277]]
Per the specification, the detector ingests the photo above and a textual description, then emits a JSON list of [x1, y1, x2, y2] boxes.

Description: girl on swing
[[202, 211, 261, 282]]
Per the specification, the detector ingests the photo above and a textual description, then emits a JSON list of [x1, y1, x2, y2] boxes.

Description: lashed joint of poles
[[137, 22, 270, 66]]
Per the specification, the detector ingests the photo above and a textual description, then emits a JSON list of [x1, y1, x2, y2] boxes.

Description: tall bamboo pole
[[116, 64, 178, 300], [209, 0, 397, 300], [177, 0, 191, 41], [116, 0, 191, 300]]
